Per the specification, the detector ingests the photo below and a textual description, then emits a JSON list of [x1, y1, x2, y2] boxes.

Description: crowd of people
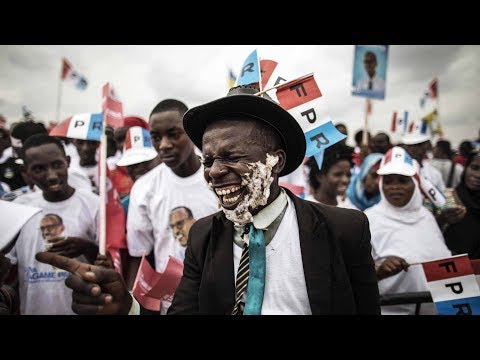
[[0, 85, 479, 315]]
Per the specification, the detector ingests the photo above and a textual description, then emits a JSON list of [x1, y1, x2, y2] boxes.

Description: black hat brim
[[183, 94, 306, 177]]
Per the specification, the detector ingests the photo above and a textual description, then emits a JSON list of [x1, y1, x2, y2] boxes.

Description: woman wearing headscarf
[[365, 147, 451, 315], [305, 143, 357, 209], [443, 151, 480, 258], [346, 152, 383, 211]]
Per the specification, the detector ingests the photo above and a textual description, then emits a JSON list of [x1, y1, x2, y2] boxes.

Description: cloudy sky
[[1, 45, 479, 148]]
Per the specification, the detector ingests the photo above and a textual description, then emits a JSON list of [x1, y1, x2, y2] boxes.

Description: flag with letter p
[[422, 254, 480, 315], [275, 74, 346, 157], [61, 58, 88, 91]]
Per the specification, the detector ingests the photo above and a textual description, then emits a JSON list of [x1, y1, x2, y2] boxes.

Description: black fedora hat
[[183, 85, 306, 177]]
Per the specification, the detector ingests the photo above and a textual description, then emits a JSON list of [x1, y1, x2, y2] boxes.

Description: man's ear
[[271, 149, 286, 176], [66, 155, 71, 167]]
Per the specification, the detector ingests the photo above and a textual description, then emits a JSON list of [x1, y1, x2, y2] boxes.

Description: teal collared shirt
[[233, 188, 288, 247]]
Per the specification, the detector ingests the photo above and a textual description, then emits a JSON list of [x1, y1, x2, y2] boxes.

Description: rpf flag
[[105, 165, 127, 251], [408, 119, 429, 135], [49, 113, 103, 141], [259, 58, 289, 103], [275, 74, 346, 157], [102, 83, 123, 128], [235, 49, 260, 87], [422, 254, 480, 315], [419, 78, 438, 108], [132, 255, 162, 311], [413, 163, 447, 207], [61, 58, 88, 90], [391, 111, 408, 135], [132, 255, 184, 311]]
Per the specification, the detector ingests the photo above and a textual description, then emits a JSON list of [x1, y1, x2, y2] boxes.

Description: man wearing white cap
[[401, 120, 445, 192], [365, 146, 451, 315]]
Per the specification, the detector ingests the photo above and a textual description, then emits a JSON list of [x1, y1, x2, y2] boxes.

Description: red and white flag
[[391, 111, 409, 135], [275, 73, 346, 157], [132, 255, 184, 311], [132, 255, 162, 311], [422, 254, 480, 315], [259, 59, 289, 103], [275, 74, 327, 133], [102, 83, 124, 128], [61, 58, 88, 90]]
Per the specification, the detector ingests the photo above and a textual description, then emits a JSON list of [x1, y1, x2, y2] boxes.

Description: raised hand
[[36, 251, 132, 315]]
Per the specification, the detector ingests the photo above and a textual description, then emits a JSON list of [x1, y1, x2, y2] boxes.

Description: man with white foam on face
[[35, 86, 380, 315]]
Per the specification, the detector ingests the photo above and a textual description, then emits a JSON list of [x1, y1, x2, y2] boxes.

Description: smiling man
[[6, 134, 99, 314], [35, 85, 380, 315]]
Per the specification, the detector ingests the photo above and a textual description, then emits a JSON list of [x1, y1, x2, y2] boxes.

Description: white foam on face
[[222, 153, 279, 225]]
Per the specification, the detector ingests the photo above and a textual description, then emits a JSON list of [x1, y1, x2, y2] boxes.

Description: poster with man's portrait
[[352, 45, 389, 100]]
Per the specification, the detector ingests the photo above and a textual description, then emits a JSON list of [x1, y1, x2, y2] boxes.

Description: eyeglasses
[[40, 224, 61, 232], [169, 218, 188, 230]]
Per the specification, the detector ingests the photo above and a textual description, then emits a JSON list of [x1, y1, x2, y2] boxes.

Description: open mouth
[[214, 184, 245, 209], [47, 183, 62, 192]]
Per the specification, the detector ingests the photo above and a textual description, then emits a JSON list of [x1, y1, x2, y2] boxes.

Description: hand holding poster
[[352, 45, 389, 100]]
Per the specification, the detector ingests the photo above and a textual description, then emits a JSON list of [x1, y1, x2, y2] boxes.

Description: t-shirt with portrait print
[[7, 188, 99, 315]]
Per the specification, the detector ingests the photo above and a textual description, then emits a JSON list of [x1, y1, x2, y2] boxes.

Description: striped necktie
[[232, 241, 249, 315], [231, 223, 266, 315]]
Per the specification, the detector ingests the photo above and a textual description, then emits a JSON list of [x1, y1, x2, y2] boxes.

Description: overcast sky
[[1, 45, 479, 148]]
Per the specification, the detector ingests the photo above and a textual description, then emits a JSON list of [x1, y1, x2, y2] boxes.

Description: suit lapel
[[210, 213, 235, 314], [288, 189, 333, 314]]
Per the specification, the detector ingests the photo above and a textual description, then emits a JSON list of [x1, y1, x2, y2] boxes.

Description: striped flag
[[49, 113, 103, 141], [414, 171, 446, 207], [419, 78, 438, 108], [275, 74, 346, 157], [391, 111, 408, 135], [102, 83, 123, 128], [422, 254, 480, 315], [408, 119, 429, 135], [235, 49, 261, 87], [61, 58, 88, 91]]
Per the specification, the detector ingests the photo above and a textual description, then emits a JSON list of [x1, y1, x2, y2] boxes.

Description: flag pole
[[55, 60, 63, 123], [99, 110, 107, 256], [362, 98, 370, 146], [436, 77, 441, 137], [254, 73, 314, 96], [258, 56, 263, 93]]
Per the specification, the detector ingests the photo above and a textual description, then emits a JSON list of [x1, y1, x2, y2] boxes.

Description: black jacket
[[169, 188, 380, 315]]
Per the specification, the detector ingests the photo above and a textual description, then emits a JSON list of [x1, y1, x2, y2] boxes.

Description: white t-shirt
[[127, 163, 218, 272], [7, 189, 99, 315]]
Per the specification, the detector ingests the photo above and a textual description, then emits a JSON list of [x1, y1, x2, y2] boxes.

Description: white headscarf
[[364, 174, 451, 315]]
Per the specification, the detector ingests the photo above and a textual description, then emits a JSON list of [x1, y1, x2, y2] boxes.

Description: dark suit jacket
[[169, 188, 380, 315]]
